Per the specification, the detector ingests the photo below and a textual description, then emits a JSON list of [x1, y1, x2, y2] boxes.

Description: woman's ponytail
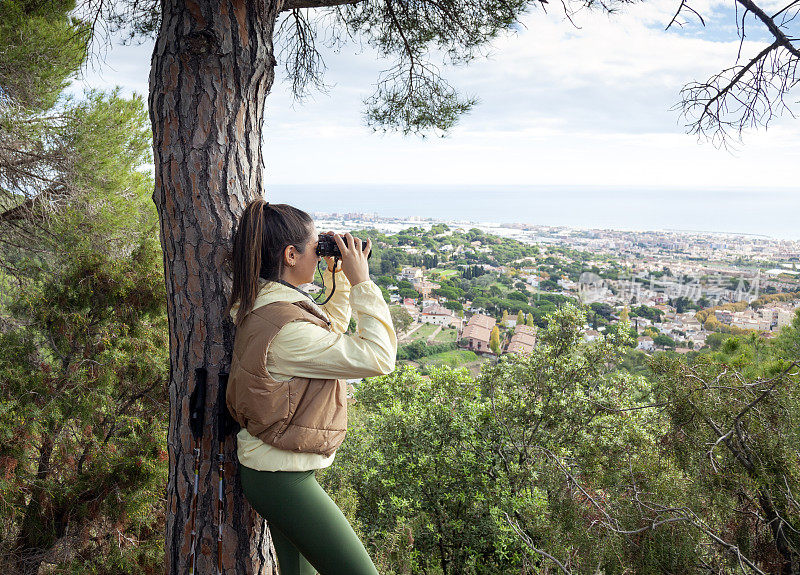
[[225, 198, 314, 328]]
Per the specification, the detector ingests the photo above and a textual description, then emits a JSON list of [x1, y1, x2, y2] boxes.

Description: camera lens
[[316, 234, 371, 258]]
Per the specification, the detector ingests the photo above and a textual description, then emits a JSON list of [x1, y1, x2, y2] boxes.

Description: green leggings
[[239, 463, 379, 575]]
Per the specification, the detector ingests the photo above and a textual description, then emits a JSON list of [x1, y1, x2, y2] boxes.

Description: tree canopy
[[320, 306, 800, 574], [0, 3, 168, 570], [0, 0, 91, 237], [0, 89, 168, 573]]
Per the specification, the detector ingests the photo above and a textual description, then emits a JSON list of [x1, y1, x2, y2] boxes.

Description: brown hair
[[225, 198, 315, 328]]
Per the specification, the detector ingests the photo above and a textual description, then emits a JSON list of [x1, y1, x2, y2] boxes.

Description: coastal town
[[311, 212, 800, 371]]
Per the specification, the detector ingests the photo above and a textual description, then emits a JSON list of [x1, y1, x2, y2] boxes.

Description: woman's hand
[[323, 256, 339, 273], [331, 232, 371, 286]]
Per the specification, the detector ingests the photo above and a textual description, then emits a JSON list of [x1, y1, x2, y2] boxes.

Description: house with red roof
[[506, 324, 537, 355], [460, 313, 496, 354]]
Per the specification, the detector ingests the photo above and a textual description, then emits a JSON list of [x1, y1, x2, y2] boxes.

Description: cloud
[[67, 0, 800, 188]]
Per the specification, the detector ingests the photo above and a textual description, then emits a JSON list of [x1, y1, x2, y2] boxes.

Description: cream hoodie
[[228, 267, 397, 471]]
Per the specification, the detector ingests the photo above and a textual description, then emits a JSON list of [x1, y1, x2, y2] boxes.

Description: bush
[[397, 341, 456, 360]]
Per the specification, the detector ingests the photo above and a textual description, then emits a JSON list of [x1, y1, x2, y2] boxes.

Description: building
[[502, 317, 517, 328], [637, 336, 655, 351], [420, 304, 457, 327], [402, 298, 419, 320], [506, 324, 537, 355], [461, 313, 496, 354], [654, 304, 675, 319], [714, 309, 733, 324], [731, 317, 771, 331], [398, 266, 424, 282], [776, 308, 798, 328], [412, 280, 440, 299], [557, 278, 578, 290], [657, 322, 679, 335], [583, 329, 601, 342], [680, 316, 703, 332], [689, 333, 707, 348], [522, 275, 540, 288]]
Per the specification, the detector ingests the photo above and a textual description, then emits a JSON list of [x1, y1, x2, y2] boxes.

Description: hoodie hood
[[229, 278, 328, 323]]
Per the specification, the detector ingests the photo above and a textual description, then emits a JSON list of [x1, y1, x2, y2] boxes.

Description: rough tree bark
[[12, 437, 55, 575], [148, 0, 282, 571]]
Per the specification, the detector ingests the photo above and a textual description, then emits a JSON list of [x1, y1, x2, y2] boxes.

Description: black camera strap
[[316, 257, 338, 305], [277, 256, 339, 307]]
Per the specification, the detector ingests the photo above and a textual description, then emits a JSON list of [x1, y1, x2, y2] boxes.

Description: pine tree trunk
[[148, 0, 280, 571], [12, 436, 55, 575]]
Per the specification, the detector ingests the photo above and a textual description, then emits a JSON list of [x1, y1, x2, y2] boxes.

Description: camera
[[316, 234, 372, 259]]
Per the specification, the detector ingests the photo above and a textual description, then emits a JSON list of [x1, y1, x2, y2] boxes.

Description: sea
[[265, 184, 800, 241]]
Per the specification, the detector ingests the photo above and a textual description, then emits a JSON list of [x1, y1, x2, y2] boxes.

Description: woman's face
[[283, 225, 321, 286]]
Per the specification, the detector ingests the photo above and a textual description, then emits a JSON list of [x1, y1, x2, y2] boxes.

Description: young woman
[[224, 198, 397, 575]]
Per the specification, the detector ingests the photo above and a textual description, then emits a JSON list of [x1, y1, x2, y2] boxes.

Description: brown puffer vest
[[226, 299, 347, 457]]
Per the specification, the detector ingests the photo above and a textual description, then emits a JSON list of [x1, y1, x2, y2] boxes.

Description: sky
[[68, 0, 800, 189]]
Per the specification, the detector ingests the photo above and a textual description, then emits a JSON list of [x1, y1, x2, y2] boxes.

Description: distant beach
[[266, 184, 800, 241]]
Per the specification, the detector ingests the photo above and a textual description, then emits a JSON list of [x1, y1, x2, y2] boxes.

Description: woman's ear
[[283, 245, 296, 267]]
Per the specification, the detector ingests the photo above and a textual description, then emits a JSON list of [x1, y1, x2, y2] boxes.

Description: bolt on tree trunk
[[148, 0, 280, 571]]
